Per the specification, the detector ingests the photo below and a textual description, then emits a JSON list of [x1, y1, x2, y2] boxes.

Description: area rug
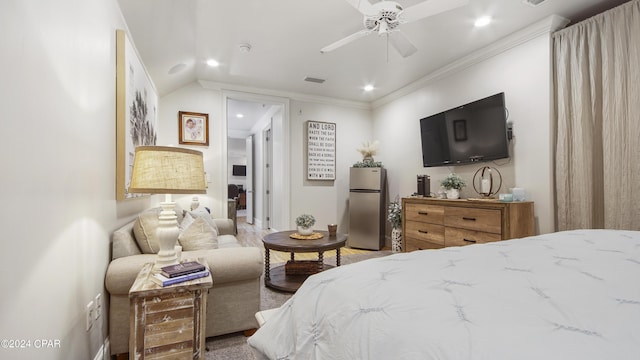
[[203, 250, 393, 360]]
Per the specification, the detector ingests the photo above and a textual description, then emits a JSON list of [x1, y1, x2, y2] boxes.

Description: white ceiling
[[118, 0, 628, 125]]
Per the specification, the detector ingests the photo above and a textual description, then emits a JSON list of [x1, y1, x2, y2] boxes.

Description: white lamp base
[[153, 197, 180, 270]]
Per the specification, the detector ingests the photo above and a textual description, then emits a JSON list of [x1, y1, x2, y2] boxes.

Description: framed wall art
[[179, 111, 209, 146], [307, 121, 336, 180], [115, 29, 158, 200]]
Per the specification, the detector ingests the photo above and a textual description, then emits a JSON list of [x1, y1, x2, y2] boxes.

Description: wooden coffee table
[[263, 230, 347, 293]]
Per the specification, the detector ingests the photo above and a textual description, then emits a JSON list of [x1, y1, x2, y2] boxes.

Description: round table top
[[262, 230, 347, 253]]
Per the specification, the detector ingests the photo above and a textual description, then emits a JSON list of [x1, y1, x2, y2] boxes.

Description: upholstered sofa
[[105, 206, 263, 356]]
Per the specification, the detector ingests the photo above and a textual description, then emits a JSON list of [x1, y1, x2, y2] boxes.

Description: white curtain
[[553, 0, 640, 230]]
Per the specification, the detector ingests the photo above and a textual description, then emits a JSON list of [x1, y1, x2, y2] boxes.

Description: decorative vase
[[297, 226, 313, 235], [391, 227, 402, 253], [446, 188, 460, 199]]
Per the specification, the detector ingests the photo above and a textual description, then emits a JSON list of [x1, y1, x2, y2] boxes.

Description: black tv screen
[[232, 165, 246, 176], [419, 92, 509, 167]]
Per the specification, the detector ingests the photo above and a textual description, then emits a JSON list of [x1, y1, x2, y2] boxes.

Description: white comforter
[[248, 230, 640, 359]]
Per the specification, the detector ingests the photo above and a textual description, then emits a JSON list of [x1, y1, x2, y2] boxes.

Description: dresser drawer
[[445, 227, 501, 247], [444, 207, 501, 234], [405, 221, 445, 245], [405, 203, 444, 225], [405, 237, 444, 252]]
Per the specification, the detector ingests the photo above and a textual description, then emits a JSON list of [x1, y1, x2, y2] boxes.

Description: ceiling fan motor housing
[[364, 1, 403, 31]]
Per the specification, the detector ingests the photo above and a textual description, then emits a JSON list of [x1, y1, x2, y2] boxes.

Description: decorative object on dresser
[[401, 197, 534, 252], [129, 262, 213, 359], [387, 196, 402, 253], [295, 214, 316, 236], [128, 146, 207, 269], [440, 173, 466, 199], [472, 166, 502, 198]]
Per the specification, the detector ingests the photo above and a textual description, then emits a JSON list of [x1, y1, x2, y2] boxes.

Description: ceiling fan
[[321, 0, 469, 57]]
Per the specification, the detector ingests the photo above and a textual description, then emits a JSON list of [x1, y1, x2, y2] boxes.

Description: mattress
[[248, 230, 640, 359]]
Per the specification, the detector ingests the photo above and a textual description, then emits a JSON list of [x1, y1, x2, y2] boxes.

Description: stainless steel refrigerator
[[349, 167, 386, 250]]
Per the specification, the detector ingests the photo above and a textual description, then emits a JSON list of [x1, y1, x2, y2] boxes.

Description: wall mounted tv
[[419, 92, 509, 167], [232, 165, 246, 176]]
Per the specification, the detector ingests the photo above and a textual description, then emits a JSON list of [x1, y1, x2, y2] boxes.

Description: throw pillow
[[179, 212, 195, 232], [188, 207, 219, 234], [178, 217, 219, 250], [133, 212, 161, 254]]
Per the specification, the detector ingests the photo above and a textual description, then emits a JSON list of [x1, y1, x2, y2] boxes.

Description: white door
[[245, 135, 254, 224]]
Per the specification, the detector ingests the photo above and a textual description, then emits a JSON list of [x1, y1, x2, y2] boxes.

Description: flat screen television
[[232, 165, 246, 176], [419, 92, 509, 167]]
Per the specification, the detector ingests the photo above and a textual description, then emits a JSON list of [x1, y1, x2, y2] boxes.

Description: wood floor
[[235, 215, 374, 263]]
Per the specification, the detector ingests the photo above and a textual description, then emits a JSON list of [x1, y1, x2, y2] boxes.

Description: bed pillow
[[178, 217, 219, 250]]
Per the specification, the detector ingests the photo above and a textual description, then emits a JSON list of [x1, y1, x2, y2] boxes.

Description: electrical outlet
[[94, 294, 102, 319], [86, 301, 94, 331]]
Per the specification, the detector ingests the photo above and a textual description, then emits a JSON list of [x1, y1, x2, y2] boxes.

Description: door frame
[[222, 91, 290, 231]]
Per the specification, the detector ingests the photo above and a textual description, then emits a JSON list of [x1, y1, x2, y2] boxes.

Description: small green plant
[[295, 214, 316, 228], [440, 173, 466, 190], [387, 197, 402, 229], [352, 161, 383, 168]]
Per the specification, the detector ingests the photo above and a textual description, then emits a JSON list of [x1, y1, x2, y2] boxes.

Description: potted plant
[[295, 214, 316, 235], [387, 197, 402, 253], [440, 173, 466, 199]]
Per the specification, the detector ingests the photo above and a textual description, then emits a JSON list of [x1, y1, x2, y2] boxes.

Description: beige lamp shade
[[128, 146, 207, 194]]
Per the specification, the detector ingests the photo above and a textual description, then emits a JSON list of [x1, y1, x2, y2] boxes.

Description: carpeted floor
[[203, 251, 393, 360]]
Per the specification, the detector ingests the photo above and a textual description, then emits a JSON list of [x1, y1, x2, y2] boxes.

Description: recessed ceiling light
[[236, 113, 244, 118], [474, 16, 492, 27], [364, 85, 374, 92], [206, 59, 220, 67]]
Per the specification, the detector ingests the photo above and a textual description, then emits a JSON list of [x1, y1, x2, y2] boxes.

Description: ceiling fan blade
[[402, 0, 469, 23], [388, 31, 417, 57], [321, 29, 372, 53], [343, 0, 376, 16]]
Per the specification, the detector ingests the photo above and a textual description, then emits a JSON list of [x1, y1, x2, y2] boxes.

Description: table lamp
[[128, 146, 207, 268]]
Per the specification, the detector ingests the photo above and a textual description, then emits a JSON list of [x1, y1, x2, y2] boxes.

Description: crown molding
[[198, 80, 371, 110], [371, 14, 570, 109]]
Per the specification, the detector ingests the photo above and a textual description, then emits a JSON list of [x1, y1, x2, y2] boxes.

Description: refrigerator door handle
[[349, 189, 381, 193]]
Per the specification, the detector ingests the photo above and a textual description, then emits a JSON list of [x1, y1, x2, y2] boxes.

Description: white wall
[[158, 83, 226, 216], [0, 1, 147, 359], [373, 31, 555, 234], [227, 138, 247, 188], [289, 100, 372, 233]]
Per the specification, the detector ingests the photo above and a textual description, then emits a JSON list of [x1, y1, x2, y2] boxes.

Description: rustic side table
[[129, 262, 213, 359]]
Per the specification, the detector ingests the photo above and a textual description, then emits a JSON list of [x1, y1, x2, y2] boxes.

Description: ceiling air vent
[[522, 0, 547, 6], [304, 76, 326, 84]]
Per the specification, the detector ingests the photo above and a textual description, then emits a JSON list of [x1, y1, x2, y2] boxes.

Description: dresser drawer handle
[[418, 211, 429, 215], [462, 217, 476, 221], [418, 230, 429, 234], [463, 238, 477, 243]]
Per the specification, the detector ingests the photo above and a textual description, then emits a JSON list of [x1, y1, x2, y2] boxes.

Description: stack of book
[[151, 261, 209, 287]]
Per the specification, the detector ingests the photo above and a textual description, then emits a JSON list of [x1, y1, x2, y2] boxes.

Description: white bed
[[248, 230, 640, 359]]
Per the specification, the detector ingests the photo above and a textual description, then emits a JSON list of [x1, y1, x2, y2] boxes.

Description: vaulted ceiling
[[118, 0, 628, 105]]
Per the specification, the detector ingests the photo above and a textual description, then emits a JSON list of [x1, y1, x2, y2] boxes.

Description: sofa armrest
[[186, 247, 263, 284], [105, 254, 157, 295], [214, 218, 235, 235]]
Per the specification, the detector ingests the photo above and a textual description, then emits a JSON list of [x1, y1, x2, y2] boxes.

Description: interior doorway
[[224, 92, 289, 231]]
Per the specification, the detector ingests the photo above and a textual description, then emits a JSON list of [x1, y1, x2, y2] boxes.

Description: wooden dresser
[[402, 197, 534, 252], [129, 262, 213, 359]]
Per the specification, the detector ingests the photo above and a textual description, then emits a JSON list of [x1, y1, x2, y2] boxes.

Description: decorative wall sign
[[307, 121, 336, 180], [116, 29, 158, 200], [179, 111, 209, 146]]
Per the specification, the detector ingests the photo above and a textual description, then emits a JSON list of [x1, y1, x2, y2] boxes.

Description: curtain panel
[[553, 0, 640, 230]]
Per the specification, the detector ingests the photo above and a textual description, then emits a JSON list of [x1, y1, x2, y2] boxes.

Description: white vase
[[391, 228, 402, 253], [297, 226, 313, 235], [446, 188, 460, 199]]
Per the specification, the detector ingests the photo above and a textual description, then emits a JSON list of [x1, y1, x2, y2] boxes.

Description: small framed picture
[[179, 111, 209, 146]]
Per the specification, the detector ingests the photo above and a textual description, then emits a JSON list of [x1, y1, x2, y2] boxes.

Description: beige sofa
[[105, 208, 263, 356]]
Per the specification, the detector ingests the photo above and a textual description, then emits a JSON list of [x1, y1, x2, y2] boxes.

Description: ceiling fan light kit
[[321, 0, 469, 57]]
